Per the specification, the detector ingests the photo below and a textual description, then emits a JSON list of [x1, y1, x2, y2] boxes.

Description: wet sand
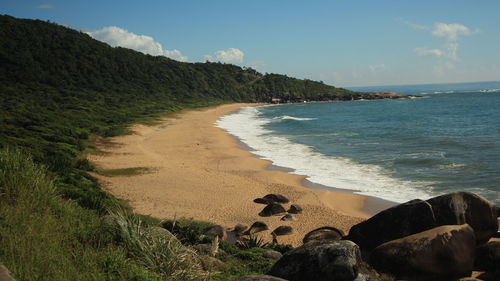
[[88, 103, 379, 246]]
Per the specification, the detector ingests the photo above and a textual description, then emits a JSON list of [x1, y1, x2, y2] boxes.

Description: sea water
[[217, 81, 500, 205]]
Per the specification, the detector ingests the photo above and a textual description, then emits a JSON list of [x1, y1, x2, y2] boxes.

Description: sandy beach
[[88, 103, 374, 245]]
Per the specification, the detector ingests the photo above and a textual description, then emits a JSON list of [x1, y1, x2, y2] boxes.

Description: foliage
[[0, 148, 163, 281], [107, 210, 209, 281], [236, 235, 269, 249], [162, 218, 215, 245]]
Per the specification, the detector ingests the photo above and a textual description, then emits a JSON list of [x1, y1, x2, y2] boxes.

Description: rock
[[233, 224, 248, 234], [281, 214, 296, 221], [145, 226, 179, 243], [303, 226, 344, 244], [370, 224, 476, 280], [426, 192, 498, 245], [474, 241, 500, 271], [254, 198, 272, 204], [205, 225, 227, 240], [263, 194, 290, 204], [347, 199, 436, 251], [263, 250, 283, 260], [199, 255, 225, 271], [233, 275, 288, 281], [287, 204, 302, 214], [244, 221, 269, 235], [272, 226, 293, 236], [268, 240, 368, 281], [259, 203, 287, 217], [0, 264, 16, 281]]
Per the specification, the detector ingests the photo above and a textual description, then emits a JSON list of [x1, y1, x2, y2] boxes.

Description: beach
[[88, 103, 374, 246]]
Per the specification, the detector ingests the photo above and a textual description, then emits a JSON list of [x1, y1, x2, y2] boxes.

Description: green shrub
[[162, 218, 214, 245]]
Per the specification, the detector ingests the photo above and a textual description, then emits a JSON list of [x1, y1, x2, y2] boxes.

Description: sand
[[88, 103, 373, 246]]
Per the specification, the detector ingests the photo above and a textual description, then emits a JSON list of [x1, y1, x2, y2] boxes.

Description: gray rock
[[0, 264, 16, 281], [233, 275, 288, 281], [259, 203, 287, 217], [244, 221, 269, 235], [370, 224, 476, 280], [268, 240, 367, 281], [263, 194, 290, 204], [287, 204, 302, 214], [281, 214, 296, 221], [272, 226, 293, 236], [426, 192, 498, 245], [474, 241, 500, 271], [204, 225, 227, 240], [347, 199, 436, 251], [263, 250, 283, 260], [303, 226, 344, 244]]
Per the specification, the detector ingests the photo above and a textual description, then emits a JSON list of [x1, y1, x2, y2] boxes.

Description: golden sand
[[88, 103, 372, 245]]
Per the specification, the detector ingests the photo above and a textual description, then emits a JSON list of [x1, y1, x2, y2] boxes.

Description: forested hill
[[0, 15, 385, 210]]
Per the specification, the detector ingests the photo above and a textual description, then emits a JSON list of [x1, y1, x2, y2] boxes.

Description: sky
[[2, 0, 500, 87]]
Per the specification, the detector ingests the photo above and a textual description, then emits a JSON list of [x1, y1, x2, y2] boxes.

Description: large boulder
[[474, 241, 500, 271], [244, 221, 269, 235], [268, 240, 370, 281], [272, 226, 293, 236], [426, 192, 498, 245], [263, 250, 283, 260], [233, 275, 288, 281], [263, 194, 290, 204], [259, 203, 287, 217], [370, 224, 476, 280], [254, 198, 272, 204], [347, 199, 436, 251], [303, 226, 344, 244]]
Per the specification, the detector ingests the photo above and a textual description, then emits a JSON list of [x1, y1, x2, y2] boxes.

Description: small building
[[271, 98, 282, 104]]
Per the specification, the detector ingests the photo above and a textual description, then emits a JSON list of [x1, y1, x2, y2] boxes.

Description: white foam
[[216, 106, 435, 203], [275, 115, 317, 121]]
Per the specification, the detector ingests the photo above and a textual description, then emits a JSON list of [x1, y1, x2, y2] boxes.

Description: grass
[[0, 148, 166, 280], [98, 167, 156, 177]]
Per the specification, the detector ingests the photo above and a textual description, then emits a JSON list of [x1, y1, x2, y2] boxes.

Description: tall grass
[[0, 148, 161, 280], [108, 210, 208, 281]]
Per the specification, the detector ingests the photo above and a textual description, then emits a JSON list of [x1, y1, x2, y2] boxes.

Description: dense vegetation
[[0, 15, 369, 280]]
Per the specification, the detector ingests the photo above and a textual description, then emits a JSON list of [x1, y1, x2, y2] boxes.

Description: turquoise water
[[218, 81, 500, 204]]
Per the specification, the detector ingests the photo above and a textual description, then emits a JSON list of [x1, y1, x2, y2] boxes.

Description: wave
[[274, 115, 317, 121], [217, 106, 434, 203]]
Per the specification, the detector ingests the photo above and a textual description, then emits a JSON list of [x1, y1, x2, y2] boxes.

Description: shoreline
[[88, 103, 387, 245]]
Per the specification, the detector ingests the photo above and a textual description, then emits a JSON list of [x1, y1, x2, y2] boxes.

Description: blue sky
[[2, 0, 500, 87]]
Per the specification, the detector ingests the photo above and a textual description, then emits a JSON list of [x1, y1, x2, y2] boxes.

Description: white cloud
[[404, 20, 427, 30], [204, 48, 244, 63], [415, 47, 444, 57], [369, 64, 387, 73], [86, 26, 187, 62], [432, 22, 474, 41]]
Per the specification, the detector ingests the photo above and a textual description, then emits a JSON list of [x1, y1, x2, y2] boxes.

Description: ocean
[[217, 81, 500, 205]]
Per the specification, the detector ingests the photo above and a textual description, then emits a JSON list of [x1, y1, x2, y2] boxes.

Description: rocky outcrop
[[263, 194, 290, 204], [268, 240, 371, 281], [244, 221, 269, 235], [259, 203, 287, 217], [474, 241, 500, 271], [303, 226, 344, 244], [287, 204, 302, 214], [370, 224, 476, 280], [263, 250, 283, 260], [426, 192, 498, 244], [233, 275, 288, 281], [347, 199, 436, 250]]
